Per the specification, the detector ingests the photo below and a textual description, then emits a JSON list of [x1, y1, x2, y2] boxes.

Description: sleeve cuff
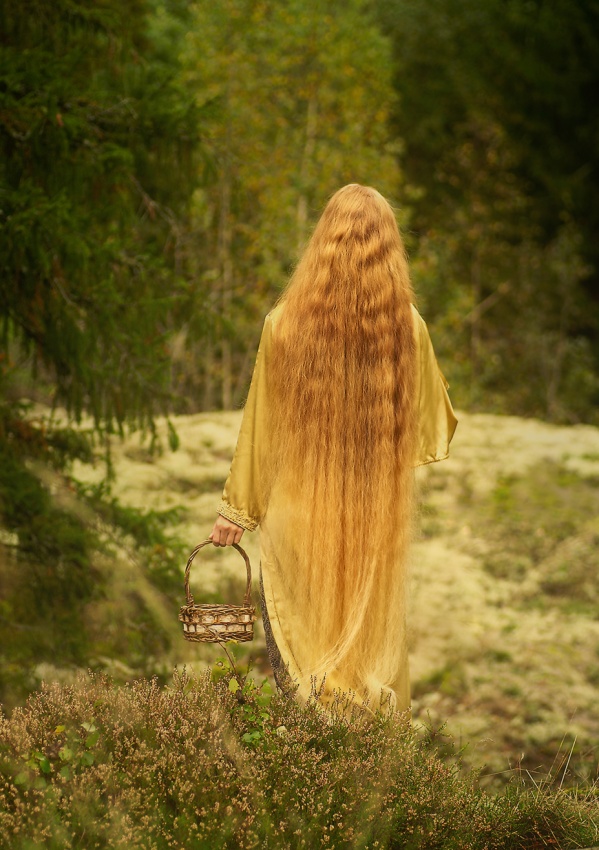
[[217, 500, 259, 532]]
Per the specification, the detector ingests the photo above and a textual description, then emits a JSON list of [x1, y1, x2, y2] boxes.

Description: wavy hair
[[267, 184, 418, 709]]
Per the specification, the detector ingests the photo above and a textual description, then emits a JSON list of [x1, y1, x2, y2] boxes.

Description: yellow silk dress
[[217, 303, 457, 711]]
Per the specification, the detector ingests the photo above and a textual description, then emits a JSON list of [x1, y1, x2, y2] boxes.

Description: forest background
[[1, 0, 599, 774]]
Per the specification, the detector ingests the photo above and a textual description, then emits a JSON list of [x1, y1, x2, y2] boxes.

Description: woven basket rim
[[180, 601, 256, 608], [179, 603, 256, 614]]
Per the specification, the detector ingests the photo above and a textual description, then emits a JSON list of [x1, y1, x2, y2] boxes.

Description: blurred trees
[[173, 0, 400, 409], [381, 0, 599, 421], [0, 0, 203, 429], [3, 0, 597, 424]]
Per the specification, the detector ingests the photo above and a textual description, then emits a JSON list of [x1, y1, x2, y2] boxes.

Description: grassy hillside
[[2, 670, 598, 850], [3, 408, 599, 790]]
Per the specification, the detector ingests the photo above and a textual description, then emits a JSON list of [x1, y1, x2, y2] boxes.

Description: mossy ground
[[4, 407, 599, 793]]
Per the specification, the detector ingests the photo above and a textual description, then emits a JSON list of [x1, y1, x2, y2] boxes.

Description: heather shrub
[[0, 669, 596, 849]]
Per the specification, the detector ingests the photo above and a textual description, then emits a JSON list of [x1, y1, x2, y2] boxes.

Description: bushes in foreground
[[0, 669, 597, 849]]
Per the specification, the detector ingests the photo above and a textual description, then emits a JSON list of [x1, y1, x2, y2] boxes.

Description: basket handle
[[183, 539, 253, 608]]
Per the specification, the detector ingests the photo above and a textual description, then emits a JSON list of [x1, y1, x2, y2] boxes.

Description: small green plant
[[230, 676, 272, 747], [211, 644, 273, 747], [14, 719, 101, 789]]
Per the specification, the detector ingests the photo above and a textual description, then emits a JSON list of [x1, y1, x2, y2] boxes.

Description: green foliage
[[0, 0, 204, 429], [76, 478, 186, 597], [14, 719, 101, 788], [0, 670, 597, 849], [0, 402, 188, 708], [380, 0, 599, 422], [0, 415, 101, 680], [211, 646, 277, 747]]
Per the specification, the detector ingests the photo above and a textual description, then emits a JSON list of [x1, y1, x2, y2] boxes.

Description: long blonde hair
[[268, 184, 417, 708]]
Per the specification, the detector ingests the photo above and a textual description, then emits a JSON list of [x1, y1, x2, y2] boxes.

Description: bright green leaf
[[38, 757, 51, 774], [59, 746, 74, 762], [86, 731, 100, 748], [167, 419, 180, 452]]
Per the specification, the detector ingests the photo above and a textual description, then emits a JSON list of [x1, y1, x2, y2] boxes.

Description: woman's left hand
[[209, 514, 245, 547]]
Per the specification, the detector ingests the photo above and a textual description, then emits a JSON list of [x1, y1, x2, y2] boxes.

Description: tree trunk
[[296, 96, 318, 257], [470, 248, 482, 406], [546, 267, 572, 421], [219, 108, 234, 411], [203, 342, 215, 411]]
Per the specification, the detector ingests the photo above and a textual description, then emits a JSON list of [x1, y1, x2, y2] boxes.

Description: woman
[[210, 184, 457, 714]]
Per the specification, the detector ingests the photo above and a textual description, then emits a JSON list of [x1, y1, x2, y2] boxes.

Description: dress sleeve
[[413, 308, 458, 466], [216, 313, 273, 531]]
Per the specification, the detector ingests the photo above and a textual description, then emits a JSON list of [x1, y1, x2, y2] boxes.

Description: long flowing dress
[[217, 303, 458, 711]]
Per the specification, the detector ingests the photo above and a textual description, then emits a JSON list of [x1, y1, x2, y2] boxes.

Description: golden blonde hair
[[268, 184, 417, 709]]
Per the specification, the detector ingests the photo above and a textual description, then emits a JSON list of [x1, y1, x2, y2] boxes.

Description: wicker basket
[[178, 539, 257, 643]]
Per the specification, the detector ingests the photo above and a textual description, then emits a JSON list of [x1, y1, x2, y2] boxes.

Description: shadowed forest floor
[[62, 409, 599, 788]]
